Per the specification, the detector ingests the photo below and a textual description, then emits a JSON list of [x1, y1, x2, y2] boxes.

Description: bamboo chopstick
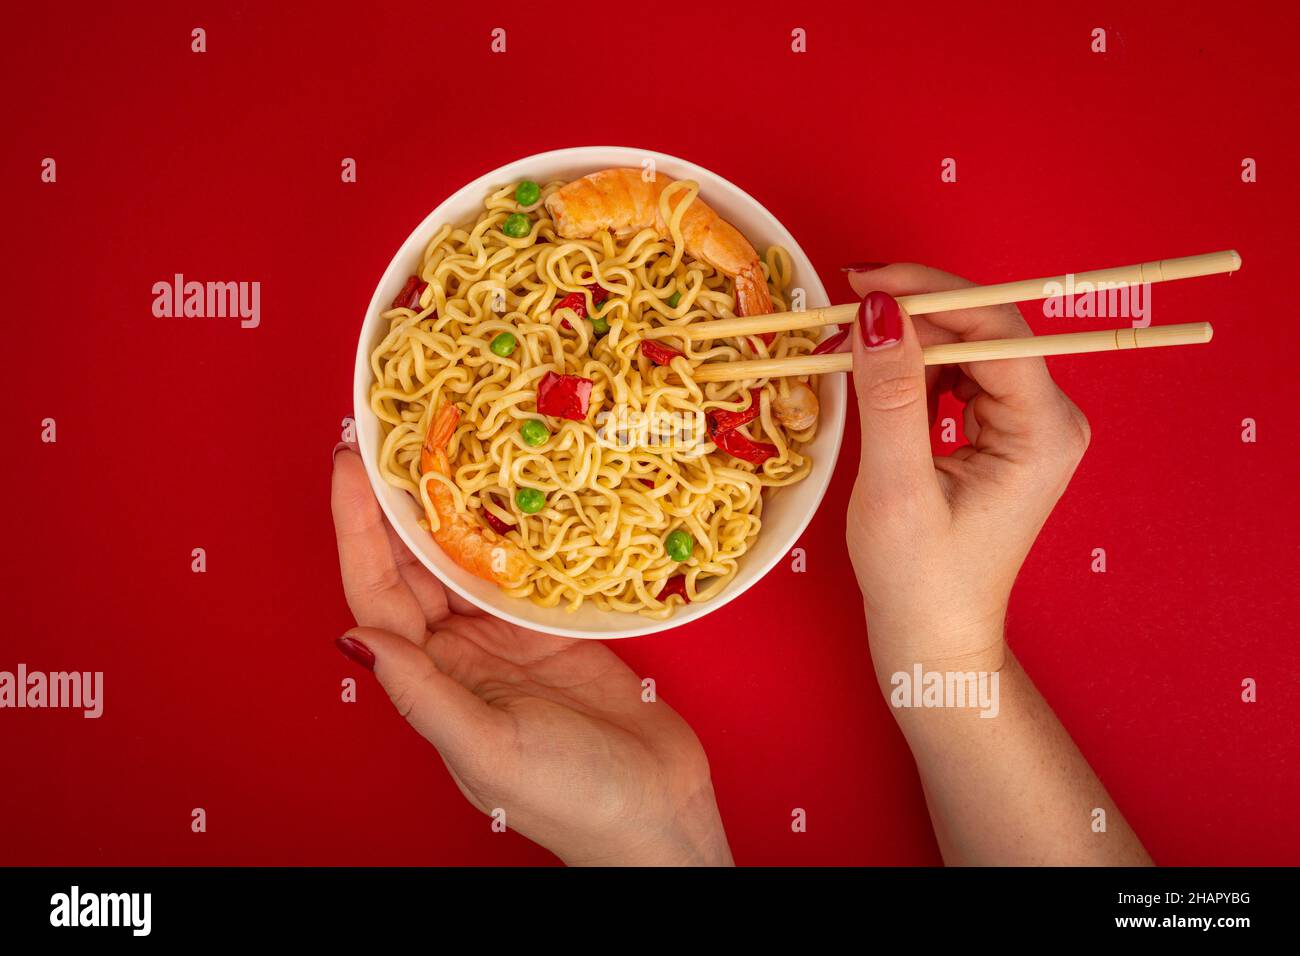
[[669, 250, 1240, 342], [688, 322, 1214, 383]]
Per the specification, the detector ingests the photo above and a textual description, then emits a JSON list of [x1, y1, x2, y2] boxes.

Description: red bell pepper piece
[[707, 390, 775, 464], [391, 275, 428, 312], [556, 287, 609, 330], [706, 389, 763, 435], [554, 291, 587, 330], [536, 370, 594, 421], [812, 326, 850, 355], [481, 494, 515, 536], [707, 392, 777, 465], [657, 574, 690, 604], [556, 292, 587, 319], [640, 340, 683, 366], [639, 478, 656, 488], [711, 425, 778, 466], [391, 275, 419, 310]]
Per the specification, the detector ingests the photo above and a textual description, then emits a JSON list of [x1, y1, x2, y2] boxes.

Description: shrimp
[[420, 404, 531, 586], [772, 382, 819, 431], [544, 168, 773, 317]]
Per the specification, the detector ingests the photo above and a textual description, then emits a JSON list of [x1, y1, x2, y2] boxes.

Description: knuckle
[[1060, 400, 1091, 456], [864, 373, 925, 412], [1028, 392, 1090, 463], [353, 566, 403, 600], [387, 681, 419, 720], [384, 657, 438, 723], [1072, 417, 1091, 455]]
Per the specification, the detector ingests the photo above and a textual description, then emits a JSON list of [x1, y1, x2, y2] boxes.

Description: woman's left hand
[[330, 444, 733, 866]]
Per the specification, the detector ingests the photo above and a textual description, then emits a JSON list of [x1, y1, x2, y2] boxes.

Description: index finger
[[848, 263, 1058, 402]]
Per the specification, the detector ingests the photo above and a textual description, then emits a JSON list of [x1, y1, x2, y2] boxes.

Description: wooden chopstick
[[689, 322, 1214, 383], [670, 250, 1240, 342]]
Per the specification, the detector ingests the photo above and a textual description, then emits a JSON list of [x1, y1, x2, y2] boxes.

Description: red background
[[3, 1, 1296, 865]]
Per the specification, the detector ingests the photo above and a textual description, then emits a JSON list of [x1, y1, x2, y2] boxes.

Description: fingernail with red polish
[[858, 291, 902, 349], [335, 636, 375, 671], [332, 441, 358, 462], [841, 262, 888, 273]]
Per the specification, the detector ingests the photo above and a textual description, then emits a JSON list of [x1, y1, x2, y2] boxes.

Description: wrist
[[559, 784, 733, 867], [864, 607, 1010, 737], [864, 607, 1009, 691]]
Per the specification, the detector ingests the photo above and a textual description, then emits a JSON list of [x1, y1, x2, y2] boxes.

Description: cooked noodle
[[369, 177, 821, 617]]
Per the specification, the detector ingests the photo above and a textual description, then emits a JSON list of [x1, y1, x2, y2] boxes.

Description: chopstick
[[671, 250, 1240, 342], [690, 322, 1213, 383]]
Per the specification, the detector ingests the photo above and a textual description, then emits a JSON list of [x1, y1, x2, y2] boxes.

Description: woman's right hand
[[838, 265, 1151, 866], [841, 264, 1092, 680]]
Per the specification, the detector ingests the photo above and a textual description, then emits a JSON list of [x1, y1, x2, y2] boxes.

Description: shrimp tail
[[421, 404, 461, 475], [734, 260, 773, 317], [418, 402, 531, 587]]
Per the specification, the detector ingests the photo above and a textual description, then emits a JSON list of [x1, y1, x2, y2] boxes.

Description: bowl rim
[[352, 146, 845, 639]]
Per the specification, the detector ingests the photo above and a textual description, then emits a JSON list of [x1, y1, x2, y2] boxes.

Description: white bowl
[[353, 146, 845, 639]]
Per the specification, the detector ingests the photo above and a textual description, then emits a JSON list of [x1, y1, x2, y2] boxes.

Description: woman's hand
[[840, 263, 1149, 866], [329, 446, 732, 866], [842, 264, 1092, 679]]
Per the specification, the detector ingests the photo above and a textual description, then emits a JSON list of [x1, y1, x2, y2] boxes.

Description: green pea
[[490, 332, 517, 357], [520, 419, 549, 447], [590, 314, 609, 335], [515, 487, 545, 514], [667, 291, 682, 309], [666, 529, 694, 562], [503, 213, 531, 238], [515, 180, 541, 207]]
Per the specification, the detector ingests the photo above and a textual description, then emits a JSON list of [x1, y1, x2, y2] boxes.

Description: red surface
[[2, 2, 1296, 865]]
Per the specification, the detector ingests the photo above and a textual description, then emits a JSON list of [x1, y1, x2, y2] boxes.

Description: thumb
[[851, 291, 942, 506], [336, 627, 504, 760]]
